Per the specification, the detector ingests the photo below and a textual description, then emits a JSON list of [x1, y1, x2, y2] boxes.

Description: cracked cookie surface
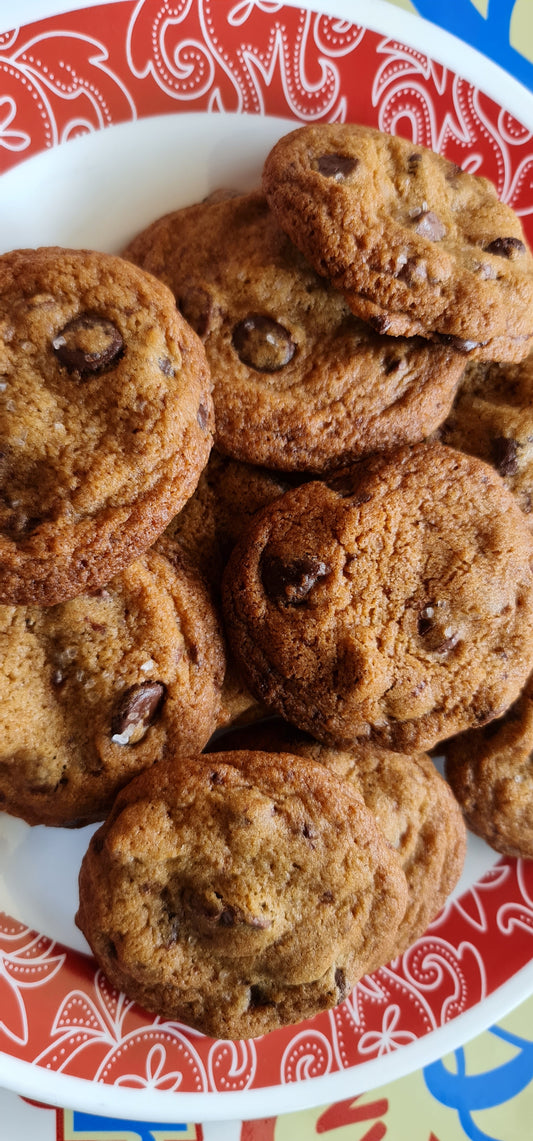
[[222, 440, 533, 752], [0, 246, 213, 605], [439, 350, 533, 519], [76, 748, 408, 1039], [262, 123, 533, 360], [124, 191, 465, 471], [212, 719, 466, 957], [0, 548, 224, 827]]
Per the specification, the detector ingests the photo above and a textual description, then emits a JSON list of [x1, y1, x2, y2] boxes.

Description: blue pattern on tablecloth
[[408, 0, 533, 89]]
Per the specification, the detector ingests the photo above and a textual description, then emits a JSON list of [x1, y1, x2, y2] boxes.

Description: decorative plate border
[[1, 0, 533, 1116]]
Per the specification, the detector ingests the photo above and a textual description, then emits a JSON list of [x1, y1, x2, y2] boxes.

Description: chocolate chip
[[417, 605, 459, 653], [110, 681, 165, 745], [383, 355, 403, 374], [484, 237, 526, 259], [261, 553, 331, 604], [314, 152, 359, 180], [232, 315, 296, 372], [397, 257, 428, 286], [335, 967, 348, 1003], [368, 313, 392, 335], [491, 435, 519, 477], [184, 888, 270, 931], [52, 313, 124, 377], [158, 357, 175, 377], [178, 286, 215, 338], [437, 334, 481, 353], [407, 152, 422, 174], [197, 402, 209, 431], [302, 821, 316, 847], [413, 210, 446, 241]]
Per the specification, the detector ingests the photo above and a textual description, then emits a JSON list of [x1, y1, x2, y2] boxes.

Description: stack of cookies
[[3, 123, 533, 1042]]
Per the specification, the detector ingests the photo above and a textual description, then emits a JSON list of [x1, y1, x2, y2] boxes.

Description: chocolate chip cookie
[[124, 192, 465, 471], [76, 749, 408, 1039], [158, 450, 290, 727], [262, 123, 533, 361], [222, 440, 533, 752], [0, 548, 225, 827], [439, 351, 533, 518], [0, 246, 213, 606], [445, 674, 533, 858], [211, 719, 466, 956]]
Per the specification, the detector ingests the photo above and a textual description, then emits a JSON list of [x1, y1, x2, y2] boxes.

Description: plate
[[1, 0, 533, 1124]]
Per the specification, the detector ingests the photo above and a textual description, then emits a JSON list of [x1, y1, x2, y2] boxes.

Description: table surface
[[2, 1, 533, 1137]]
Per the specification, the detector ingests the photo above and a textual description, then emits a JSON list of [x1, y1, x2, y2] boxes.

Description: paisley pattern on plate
[[0, 857, 532, 1091], [0, 0, 532, 239], [1, 0, 533, 1100]]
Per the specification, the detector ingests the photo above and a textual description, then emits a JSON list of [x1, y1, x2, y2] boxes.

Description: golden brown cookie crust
[[157, 450, 290, 727], [262, 124, 533, 360], [211, 719, 466, 956], [76, 749, 408, 1039], [0, 247, 213, 605], [222, 441, 533, 752], [0, 548, 225, 826], [440, 350, 533, 518], [445, 675, 533, 858], [125, 192, 465, 471]]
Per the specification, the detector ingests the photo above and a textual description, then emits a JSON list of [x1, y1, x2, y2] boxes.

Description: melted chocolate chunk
[[52, 313, 124, 377], [491, 435, 519, 477], [232, 314, 296, 372], [413, 210, 446, 241], [261, 553, 331, 605], [315, 152, 359, 180], [111, 681, 165, 745], [484, 237, 526, 259]]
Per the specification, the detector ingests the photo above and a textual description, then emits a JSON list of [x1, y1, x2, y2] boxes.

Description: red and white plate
[[1, 0, 533, 1123]]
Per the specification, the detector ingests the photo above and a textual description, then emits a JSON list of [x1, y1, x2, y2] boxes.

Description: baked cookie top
[[445, 674, 533, 858], [0, 548, 225, 827], [211, 719, 466, 958], [440, 350, 533, 518], [125, 192, 465, 471], [222, 440, 533, 752], [76, 749, 408, 1039], [157, 450, 290, 728], [0, 246, 213, 605], [262, 123, 533, 361]]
